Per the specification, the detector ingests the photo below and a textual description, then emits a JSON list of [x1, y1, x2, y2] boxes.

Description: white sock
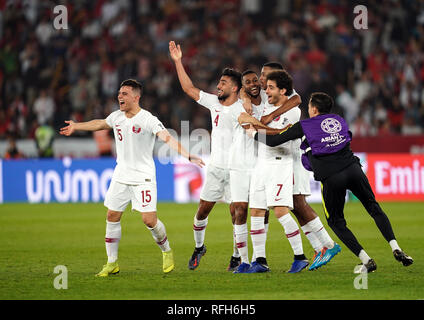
[[278, 214, 304, 256], [307, 216, 334, 249], [147, 219, 171, 252], [232, 225, 240, 258], [359, 249, 371, 264], [193, 216, 208, 248], [301, 223, 323, 252], [252, 222, 269, 262], [105, 220, 121, 263], [234, 223, 249, 263], [389, 239, 401, 252], [250, 216, 266, 259]]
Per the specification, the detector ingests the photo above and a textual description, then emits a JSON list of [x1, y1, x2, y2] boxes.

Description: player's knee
[[107, 210, 121, 222], [327, 217, 346, 231], [365, 201, 384, 218], [142, 213, 157, 228]]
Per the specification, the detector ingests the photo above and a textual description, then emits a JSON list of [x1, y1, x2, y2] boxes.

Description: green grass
[[0, 202, 423, 300]]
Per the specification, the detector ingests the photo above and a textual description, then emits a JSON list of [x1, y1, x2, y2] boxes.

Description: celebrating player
[[60, 79, 204, 277], [242, 92, 413, 273], [169, 40, 243, 270], [244, 70, 309, 273], [257, 62, 338, 271]]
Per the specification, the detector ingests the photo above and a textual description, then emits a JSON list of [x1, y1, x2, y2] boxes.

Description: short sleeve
[[105, 111, 116, 127], [196, 90, 219, 110], [147, 114, 166, 135]]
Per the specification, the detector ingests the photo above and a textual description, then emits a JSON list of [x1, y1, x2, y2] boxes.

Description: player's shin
[[148, 219, 171, 252], [278, 213, 304, 257], [193, 216, 208, 248], [234, 223, 249, 263], [250, 216, 266, 259], [307, 216, 334, 249], [105, 220, 121, 263]]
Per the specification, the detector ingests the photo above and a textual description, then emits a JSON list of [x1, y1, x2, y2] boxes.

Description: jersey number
[[276, 184, 283, 196], [117, 128, 123, 141], [214, 114, 219, 126], [141, 190, 151, 203]]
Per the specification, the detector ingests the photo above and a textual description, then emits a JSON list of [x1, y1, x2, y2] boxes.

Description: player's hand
[[169, 41, 182, 61], [238, 112, 254, 125], [189, 154, 205, 168], [59, 120, 76, 136], [245, 124, 257, 138], [239, 88, 253, 115]]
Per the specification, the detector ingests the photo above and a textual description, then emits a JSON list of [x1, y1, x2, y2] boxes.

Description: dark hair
[[309, 92, 334, 114], [120, 79, 142, 95], [242, 69, 257, 78], [266, 70, 293, 96], [221, 68, 242, 92], [263, 62, 284, 70]]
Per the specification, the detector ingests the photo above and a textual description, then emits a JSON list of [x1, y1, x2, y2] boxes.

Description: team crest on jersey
[[132, 126, 141, 133]]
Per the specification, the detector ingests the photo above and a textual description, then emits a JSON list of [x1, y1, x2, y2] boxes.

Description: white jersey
[[258, 89, 300, 162], [228, 101, 263, 171], [197, 90, 236, 169], [105, 109, 165, 184]]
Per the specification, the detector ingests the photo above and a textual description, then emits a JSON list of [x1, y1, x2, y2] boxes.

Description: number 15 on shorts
[[135, 185, 157, 212]]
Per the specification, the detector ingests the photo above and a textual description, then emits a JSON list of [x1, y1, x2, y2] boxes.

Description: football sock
[[193, 216, 208, 248], [307, 216, 334, 249], [251, 222, 269, 261], [359, 249, 371, 264], [234, 223, 249, 263], [301, 223, 322, 252], [250, 216, 266, 259], [105, 220, 121, 263], [278, 214, 304, 256], [147, 219, 170, 252], [232, 225, 240, 258], [389, 239, 401, 252]]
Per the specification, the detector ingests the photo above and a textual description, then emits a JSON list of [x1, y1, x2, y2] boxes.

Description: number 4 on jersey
[[214, 114, 219, 126]]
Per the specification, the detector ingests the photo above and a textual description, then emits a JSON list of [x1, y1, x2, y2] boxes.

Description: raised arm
[[59, 119, 111, 136], [169, 41, 200, 101], [260, 94, 302, 125], [156, 129, 205, 168]]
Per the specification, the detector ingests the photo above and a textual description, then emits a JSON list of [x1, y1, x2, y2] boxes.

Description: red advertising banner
[[367, 154, 424, 201], [351, 135, 424, 153]]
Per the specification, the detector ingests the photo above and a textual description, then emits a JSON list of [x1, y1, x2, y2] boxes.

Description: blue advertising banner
[[0, 158, 174, 203]]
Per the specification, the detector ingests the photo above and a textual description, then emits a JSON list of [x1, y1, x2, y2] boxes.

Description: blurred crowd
[[1, 0, 424, 154]]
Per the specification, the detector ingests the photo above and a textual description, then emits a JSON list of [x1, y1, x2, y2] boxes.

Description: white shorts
[[249, 159, 293, 210], [200, 164, 231, 203], [230, 169, 252, 203], [104, 179, 157, 213], [293, 155, 311, 195]]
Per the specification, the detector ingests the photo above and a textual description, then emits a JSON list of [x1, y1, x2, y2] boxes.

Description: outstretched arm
[[260, 94, 301, 124], [246, 122, 304, 147], [156, 129, 205, 168], [59, 119, 111, 136], [238, 112, 285, 135], [169, 41, 200, 101]]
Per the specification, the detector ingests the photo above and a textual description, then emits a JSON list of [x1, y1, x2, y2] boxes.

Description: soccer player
[[226, 70, 265, 273], [60, 79, 204, 277], [242, 92, 414, 273], [169, 40, 242, 270], [244, 69, 309, 273], [258, 62, 337, 271]]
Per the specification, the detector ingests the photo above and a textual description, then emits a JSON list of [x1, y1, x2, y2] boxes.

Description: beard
[[218, 92, 230, 101], [247, 90, 260, 99]]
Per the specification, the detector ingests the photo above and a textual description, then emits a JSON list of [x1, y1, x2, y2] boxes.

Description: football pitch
[[0, 202, 422, 300]]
